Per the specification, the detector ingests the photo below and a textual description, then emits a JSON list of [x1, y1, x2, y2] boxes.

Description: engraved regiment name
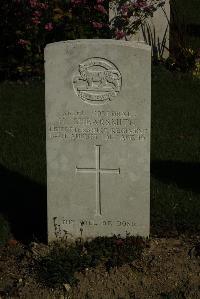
[[48, 110, 148, 142]]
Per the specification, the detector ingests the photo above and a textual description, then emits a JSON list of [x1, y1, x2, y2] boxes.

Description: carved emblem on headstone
[[73, 58, 122, 105]]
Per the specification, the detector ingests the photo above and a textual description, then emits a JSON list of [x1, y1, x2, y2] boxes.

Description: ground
[[0, 68, 200, 298], [0, 236, 199, 299]]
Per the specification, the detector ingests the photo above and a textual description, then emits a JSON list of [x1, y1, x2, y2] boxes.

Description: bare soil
[[0, 236, 200, 299]]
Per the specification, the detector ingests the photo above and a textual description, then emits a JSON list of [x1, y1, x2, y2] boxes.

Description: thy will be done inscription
[[45, 40, 151, 242], [54, 217, 136, 240]]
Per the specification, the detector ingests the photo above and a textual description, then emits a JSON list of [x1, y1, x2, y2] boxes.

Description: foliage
[[0, 0, 110, 80], [1, 0, 199, 78], [166, 47, 199, 73], [165, 0, 200, 73], [37, 235, 147, 287], [69, 0, 110, 38], [0, 1, 52, 79], [139, 0, 200, 75], [141, 21, 169, 63], [193, 58, 200, 78], [0, 0, 165, 79], [109, 0, 165, 39]]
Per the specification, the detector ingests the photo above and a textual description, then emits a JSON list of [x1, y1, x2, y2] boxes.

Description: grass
[[151, 66, 200, 235], [0, 67, 200, 243], [0, 80, 46, 243], [0, 80, 46, 184]]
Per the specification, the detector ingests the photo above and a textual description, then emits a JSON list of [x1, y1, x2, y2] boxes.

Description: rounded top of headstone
[[44, 39, 151, 52]]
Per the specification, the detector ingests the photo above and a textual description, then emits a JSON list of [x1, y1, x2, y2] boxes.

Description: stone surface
[[45, 40, 151, 242]]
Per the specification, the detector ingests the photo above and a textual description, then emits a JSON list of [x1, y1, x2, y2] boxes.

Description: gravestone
[[45, 40, 151, 242]]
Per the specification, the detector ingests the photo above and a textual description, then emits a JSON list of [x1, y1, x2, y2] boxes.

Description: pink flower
[[92, 21, 103, 29], [17, 39, 30, 46], [33, 10, 41, 17], [132, 0, 148, 9], [29, 0, 38, 8], [115, 239, 124, 246], [71, 0, 84, 4], [120, 4, 130, 15], [94, 4, 107, 14], [32, 17, 40, 25], [115, 30, 126, 40], [39, 3, 49, 9], [44, 22, 53, 31]]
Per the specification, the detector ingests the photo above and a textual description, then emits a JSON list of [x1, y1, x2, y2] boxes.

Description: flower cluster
[[7, 0, 55, 77], [70, 0, 165, 39], [18, 0, 53, 34], [70, 0, 109, 34], [1, 0, 164, 79], [110, 0, 165, 39]]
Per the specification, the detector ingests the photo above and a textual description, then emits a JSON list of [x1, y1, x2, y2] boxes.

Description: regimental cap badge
[[73, 58, 122, 105]]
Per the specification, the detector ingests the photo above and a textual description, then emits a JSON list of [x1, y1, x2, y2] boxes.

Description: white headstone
[[45, 40, 151, 242]]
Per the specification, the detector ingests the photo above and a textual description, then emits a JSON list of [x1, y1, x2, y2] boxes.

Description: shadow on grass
[[0, 164, 47, 243], [1, 159, 199, 243], [151, 160, 200, 194]]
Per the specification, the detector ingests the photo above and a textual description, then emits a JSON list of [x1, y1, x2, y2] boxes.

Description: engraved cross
[[76, 145, 120, 216]]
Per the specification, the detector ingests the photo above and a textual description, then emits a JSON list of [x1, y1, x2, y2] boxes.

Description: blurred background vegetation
[[0, 0, 199, 80]]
